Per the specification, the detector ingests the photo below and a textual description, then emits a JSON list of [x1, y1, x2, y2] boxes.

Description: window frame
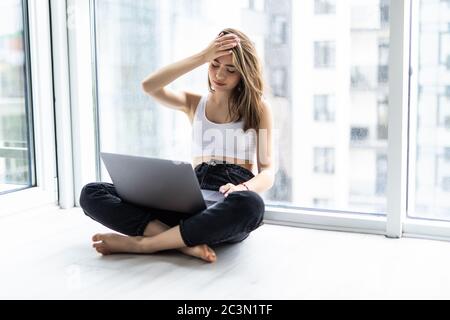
[[63, 0, 450, 241], [0, 0, 35, 196], [0, 0, 58, 216], [403, 0, 450, 240]]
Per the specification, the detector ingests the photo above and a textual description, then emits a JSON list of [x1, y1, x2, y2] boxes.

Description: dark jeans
[[79, 161, 265, 247]]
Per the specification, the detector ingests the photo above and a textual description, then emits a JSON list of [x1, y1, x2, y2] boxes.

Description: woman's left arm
[[242, 100, 275, 193]]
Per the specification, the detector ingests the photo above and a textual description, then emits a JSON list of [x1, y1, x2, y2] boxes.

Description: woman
[[79, 28, 274, 263]]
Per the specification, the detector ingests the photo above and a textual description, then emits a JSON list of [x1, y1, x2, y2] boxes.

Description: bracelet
[[241, 182, 250, 191]]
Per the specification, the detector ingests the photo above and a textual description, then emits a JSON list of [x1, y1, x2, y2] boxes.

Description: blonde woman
[[80, 28, 274, 263]]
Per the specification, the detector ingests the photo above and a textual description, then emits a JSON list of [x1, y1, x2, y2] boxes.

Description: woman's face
[[208, 54, 241, 92]]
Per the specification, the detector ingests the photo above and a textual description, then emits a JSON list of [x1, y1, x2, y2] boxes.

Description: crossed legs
[[80, 183, 264, 264]]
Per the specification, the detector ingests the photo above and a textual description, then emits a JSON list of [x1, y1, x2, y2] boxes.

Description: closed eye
[[211, 63, 236, 73]]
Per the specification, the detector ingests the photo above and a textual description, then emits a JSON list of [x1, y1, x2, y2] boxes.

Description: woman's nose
[[216, 68, 226, 79]]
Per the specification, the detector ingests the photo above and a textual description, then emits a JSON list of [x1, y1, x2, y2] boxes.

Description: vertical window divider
[[386, 0, 412, 238], [67, 0, 98, 207], [22, 0, 37, 188], [49, 0, 74, 208], [27, 0, 57, 197], [406, 0, 420, 226]]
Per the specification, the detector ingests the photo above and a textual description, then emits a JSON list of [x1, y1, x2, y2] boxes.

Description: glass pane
[[0, 0, 32, 193], [412, 0, 450, 220], [95, 0, 389, 214]]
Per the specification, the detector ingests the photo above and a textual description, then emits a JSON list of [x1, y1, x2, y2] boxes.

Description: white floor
[[2, 204, 450, 300]]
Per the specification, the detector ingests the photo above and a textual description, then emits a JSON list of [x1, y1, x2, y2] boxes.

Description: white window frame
[[402, 0, 450, 241], [66, 0, 98, 207], [49, 0, 75, 209], [55, 0, 450, 241], [0, 0, 58, 216]]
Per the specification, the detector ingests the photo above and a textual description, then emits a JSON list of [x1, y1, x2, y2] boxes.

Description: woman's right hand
[[200, 32, 240, 63]]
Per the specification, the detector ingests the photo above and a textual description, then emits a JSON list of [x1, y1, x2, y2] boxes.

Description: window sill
[[264, 205, 387, 235], [0, 187, 57, 217], [403, 217, 450, 241]]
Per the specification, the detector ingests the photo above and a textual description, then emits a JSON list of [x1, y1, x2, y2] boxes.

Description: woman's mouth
[[213, 80, 226, 86]]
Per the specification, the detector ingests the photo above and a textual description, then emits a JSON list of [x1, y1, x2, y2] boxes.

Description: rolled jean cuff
[[179, 220, 194, 247], [135, 215, 155, 236]]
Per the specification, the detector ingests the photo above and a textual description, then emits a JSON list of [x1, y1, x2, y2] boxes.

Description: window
[[0, 0, 34, 194], [314, 0, 336, 15], [351, 127, 369, 141], [445, 148, 450, 162], [272, 15, 288, 45], [314, 94, 335, 122], [248, 0, 264, 12], [412, 0, 450, 221], [443, 177, 450, 192], [377, 95, 388, 140], [380, 0, 390, 27], [93, 0, 389, 215], [376, 153, 387, 196], [314, 41, 335, 68], [439, 32, 450, 69], [351, 66, 375, 90], [378, 65, 389, 84], [445, 116, 450, 130], [378, 40, 389, 84], [314, 147, 335, 174], [437, 95, 450, 128], [272, 68, 286, 97]]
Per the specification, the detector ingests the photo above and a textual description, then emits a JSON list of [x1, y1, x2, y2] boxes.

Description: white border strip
[[265, 206, 386, 235], [67, 0, 98, 207], [404, 218, 450, 241], [386, 0, 411, 238], [50, 0, 74, 209]]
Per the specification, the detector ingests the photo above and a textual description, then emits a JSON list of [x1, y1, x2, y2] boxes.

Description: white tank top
[[191, 94, 257, 161]]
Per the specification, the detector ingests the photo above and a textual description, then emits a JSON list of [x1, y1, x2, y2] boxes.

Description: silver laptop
[[100, 152, 224, 214]]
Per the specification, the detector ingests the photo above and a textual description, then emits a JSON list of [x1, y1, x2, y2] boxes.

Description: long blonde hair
[[207, 28, 265, 132]]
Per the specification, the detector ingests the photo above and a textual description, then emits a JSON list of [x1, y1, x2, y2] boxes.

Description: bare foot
[[92, 233, 142, 255], [179, 245, 217, 263], [92, 233, 217, 263]]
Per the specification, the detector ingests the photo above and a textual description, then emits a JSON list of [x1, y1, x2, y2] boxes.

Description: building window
[[442, 177, 450, 192], [248, 0, 265, 11], [314, 147, 335, 174], [445, 148, 450, 162], [351, 127, 369, 141], [272, 67, 287, 97], [314, 94, 335, 122], [376, 154, 387, 195], [272, 15, 287, 45], [445, 116, 450, 130], [314, 41, 335, 68], [377, 95, 389, 140], [314, 0, 336, 14], [414, 0, 450, 219], [378, 65, 389, 84], [380, 0, 390, 27]]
